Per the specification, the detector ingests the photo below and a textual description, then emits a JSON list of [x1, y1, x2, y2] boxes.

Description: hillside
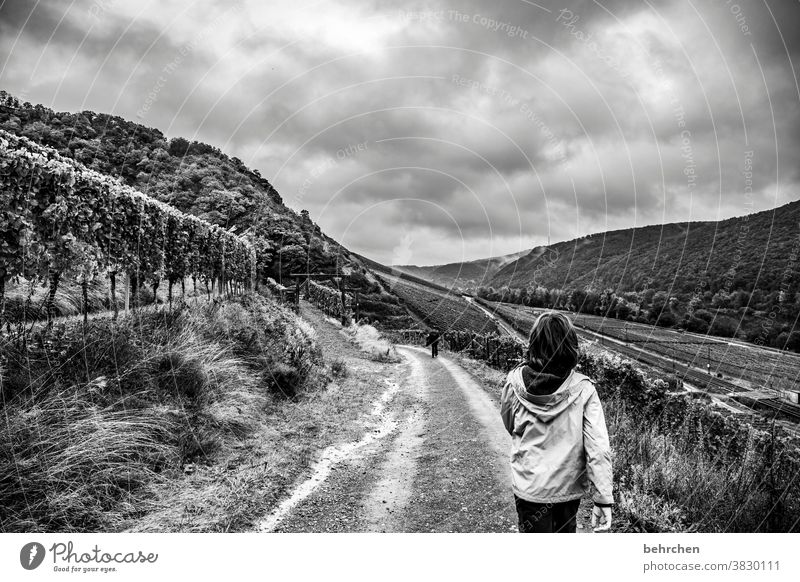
[[0, 91, 411, 327], [490, 203, 800, 348], [402, 203, 800, 349], [490, 204, 800, 296], [396, 250, 528, 291]]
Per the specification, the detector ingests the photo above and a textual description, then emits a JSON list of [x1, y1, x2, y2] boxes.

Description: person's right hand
[[591, 505, 612, 532]]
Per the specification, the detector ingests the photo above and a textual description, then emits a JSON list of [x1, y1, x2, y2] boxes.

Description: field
[[482, 300, 800, 397], [375, 273, 498, 334]]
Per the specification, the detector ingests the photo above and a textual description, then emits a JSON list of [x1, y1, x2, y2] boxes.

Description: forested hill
[[0, 90, 346, 280], [490, 202, 800, 295], [0, 92, 283, 226], [482, 202, 800, 348]]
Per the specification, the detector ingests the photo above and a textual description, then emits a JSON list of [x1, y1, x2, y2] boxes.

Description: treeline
[[477, 284, 800, 353], [478, 201, 800, 352]]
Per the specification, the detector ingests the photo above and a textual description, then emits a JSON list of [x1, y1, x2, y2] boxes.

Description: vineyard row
[[0, 129, 256, 318]]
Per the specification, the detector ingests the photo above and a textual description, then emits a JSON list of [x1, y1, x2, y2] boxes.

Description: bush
[[684, 316, 710, 333], [202, 293, 322, 397], [655, 311, 676, 327], [153, 350, 209, 401], [709, 315, 738, 338], [263, 361, 303, 398]]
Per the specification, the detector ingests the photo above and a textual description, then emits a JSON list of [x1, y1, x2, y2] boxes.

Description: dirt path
[[259, 318, 519, 532]]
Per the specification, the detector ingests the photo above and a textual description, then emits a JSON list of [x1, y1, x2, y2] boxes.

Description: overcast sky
[[2, 0, 799, 265]]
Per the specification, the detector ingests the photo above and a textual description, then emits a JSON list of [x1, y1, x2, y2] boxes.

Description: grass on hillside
[[0, 293, 323, 532]]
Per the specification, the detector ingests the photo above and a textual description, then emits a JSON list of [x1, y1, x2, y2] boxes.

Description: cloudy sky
[[1, 0, 799, 265]]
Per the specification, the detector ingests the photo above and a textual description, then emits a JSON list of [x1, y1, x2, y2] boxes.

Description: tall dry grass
[[0, 293, 322, 532], [607, 398, 783, 532], [340, 321, 399, 362]]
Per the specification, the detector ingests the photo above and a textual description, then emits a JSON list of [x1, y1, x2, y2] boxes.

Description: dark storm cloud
[[0, 0, 79, 44], [1, 0, 799, 264]]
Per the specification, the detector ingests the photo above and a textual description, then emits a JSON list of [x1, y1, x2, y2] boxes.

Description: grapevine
[[0, 129, 256, 318]]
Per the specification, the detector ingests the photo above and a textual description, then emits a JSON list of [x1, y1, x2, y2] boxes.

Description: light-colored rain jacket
[[500, 366, 613, 505]]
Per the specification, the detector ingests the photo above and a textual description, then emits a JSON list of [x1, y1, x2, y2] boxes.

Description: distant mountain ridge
[[396, 250, 528, 290], [399, 203, 800, 297]]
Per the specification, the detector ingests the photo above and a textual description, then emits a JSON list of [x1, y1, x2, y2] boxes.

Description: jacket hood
[[507, 366, 586, 422], [521, 363, 570, 396]]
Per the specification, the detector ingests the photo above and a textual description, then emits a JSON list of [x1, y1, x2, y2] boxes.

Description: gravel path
[[261, 313, 519, 532]]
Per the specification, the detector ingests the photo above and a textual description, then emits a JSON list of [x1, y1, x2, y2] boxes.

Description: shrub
[[684, 316, 709, 333], [709, 315, 738, 338], [579, 350, 800, 531], [153, 350, 209, 401]]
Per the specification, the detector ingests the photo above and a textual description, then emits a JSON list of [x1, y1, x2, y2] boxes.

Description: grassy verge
[[0, 293, 327, 532]]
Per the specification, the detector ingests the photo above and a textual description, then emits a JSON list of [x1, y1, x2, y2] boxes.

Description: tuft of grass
[[0, 391, 181, 532]]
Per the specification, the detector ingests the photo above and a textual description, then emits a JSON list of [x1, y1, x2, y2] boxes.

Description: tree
[[615, 301, 631, 321]]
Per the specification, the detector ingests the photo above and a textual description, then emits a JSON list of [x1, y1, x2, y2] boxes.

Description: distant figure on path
[[500, 312, 614, 533], [425, 329, 441, 358]]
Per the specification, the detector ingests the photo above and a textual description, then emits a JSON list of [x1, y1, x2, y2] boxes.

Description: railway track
[[756, 398, 800, 422]]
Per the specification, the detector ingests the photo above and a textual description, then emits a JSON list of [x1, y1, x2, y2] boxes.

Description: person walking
[[425, 329, 441, 358], [500, 312, 614, 533]]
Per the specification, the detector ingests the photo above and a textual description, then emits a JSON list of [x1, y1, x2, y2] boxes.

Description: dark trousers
[[514, 496, 581, 533], [431, 343, 438, 358]]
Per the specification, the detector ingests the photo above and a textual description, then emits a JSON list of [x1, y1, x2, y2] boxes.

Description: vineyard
[[481, 299, 800, 397], [306, 280, 351, 320], [374, 273, 497, 333], [0, 129, 257, 322]]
